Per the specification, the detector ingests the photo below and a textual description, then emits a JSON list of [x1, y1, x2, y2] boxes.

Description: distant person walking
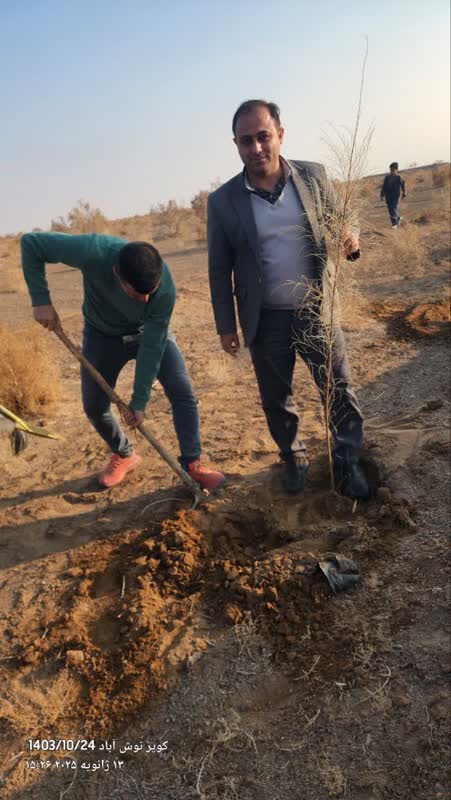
[[380, 162, 406, 228], [21, 232, 225, 491]]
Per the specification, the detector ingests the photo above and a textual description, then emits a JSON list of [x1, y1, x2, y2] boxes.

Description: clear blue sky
[[1, 0, 449, 235]]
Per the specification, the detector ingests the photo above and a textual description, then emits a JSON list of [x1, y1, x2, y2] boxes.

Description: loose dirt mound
[[370, 297, 450, 340], [404, 297, 450, 337]]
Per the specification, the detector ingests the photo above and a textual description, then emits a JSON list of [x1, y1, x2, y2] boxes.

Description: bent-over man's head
[[115, 242, 162, 302], [232, 99, 284, 183]]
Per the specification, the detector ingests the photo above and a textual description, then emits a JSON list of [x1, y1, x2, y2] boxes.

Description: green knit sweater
[[21, 232, 176, 411]]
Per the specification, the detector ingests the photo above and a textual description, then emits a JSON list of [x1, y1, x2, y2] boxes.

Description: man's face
[[390, 166, 397, 175], [234, 106, 284, 181]]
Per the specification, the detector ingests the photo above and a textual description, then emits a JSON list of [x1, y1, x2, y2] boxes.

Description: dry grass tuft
[[356, 177, 378, 202], [0, 669, 78, 736], [318, 763, 346, 797], [431, 163, 450, 189], [0, 238, 26, 294], [413, 173, 426, 186], [387, 223, 426, 277], [0, 266, 26, 295], [0, 324, 61, 415], [205, 354, 234, 385], [194, 711, 258, 799], [413, 206, 450, 226]]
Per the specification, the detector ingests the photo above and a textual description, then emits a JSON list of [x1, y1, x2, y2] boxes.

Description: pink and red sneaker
[[187, 460, 225, 491], [98, 452, 142, 488]]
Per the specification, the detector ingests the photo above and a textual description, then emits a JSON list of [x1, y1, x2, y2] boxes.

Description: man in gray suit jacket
[[207, 99, 368, 499]]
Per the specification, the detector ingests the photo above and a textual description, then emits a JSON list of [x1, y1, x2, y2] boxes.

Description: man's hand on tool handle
[[122, 408, 145, 428], [33, 304, 61, 331]]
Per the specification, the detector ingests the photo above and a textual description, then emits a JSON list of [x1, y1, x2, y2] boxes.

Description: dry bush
[[411, 205, 450, 225], [318, 763, 346, 797], [191, 189, 209, 221], [0, 324, 61, 415], [191, 189, 209, 239], [356, 178, 376, 201], [412, 173, 426, 187], [387, 222, 426, 277], [150, 199, 190, 240], [0, 240, 26, 294], [0, 236, 20, 257], [412, 205, 450, 226], [109, 213, 156, 242], [0, 239, 29, 295], [51, 200, 108, 234], [191, 180, 222, 239], [0, 265, 26, 295], [432, 164, 451, 189]]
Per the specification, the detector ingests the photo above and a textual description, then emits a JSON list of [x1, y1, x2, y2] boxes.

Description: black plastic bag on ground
[[317, 556, 360, 594], [11, 428, 28, 456]]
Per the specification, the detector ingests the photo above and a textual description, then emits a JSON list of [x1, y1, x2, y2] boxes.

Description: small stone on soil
[[66, 649, 84, 666]]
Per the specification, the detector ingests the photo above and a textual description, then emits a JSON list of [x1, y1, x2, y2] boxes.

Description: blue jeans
[[386, 197, 400, 226], [81, 323, 201, 469], [250, 309, 363, 462]]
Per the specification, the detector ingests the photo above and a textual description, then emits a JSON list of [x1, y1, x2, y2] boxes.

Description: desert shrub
[[413, 196, 450, 226], [191, 180, 222, 239], [191, 190, 210, 239], [0, 324, 61, 415], [357, 179, 376, 201], [107, 213, 156, 242], [0, 237, 26, 294], [387, 222, 426, 277], [0, 266, 26, 295], [51, 200, 108, 234], [150, 199, 187, 239], [432, 164, 450, 189], [191, 189, 209, 237]]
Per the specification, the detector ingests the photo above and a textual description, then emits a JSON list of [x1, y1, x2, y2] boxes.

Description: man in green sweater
[[21, 232, 225, 490]]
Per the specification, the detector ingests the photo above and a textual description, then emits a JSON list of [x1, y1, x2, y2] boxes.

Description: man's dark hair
[[232, 99, 281, 135], [118, 242, 162, 294], [389, 162, 399, 170]]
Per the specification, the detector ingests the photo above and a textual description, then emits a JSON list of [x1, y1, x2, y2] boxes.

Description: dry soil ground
[[0, 176, 450, 800]]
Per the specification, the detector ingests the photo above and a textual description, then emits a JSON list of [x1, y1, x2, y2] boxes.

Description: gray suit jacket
[[207, 159, 335, 346]]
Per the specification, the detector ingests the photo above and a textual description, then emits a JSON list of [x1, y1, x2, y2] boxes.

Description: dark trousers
[[386, 196, 401, 226], [250, 309, 363, 461], [81, 323, 201, 469]]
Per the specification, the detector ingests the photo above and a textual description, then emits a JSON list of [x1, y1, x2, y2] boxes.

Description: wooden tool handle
[[53, 326, 201, 496]]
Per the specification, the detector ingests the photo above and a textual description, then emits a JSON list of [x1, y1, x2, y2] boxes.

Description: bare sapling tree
[[298, 41, 373, 490], [321, 41, 373, 489]]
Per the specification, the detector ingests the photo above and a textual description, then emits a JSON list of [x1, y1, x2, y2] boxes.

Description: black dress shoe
[[334, 457, 369, 500], [283, 453, 309, 494]]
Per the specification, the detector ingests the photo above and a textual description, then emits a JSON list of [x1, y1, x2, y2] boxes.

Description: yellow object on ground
[[0, 404, 61, 440]]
